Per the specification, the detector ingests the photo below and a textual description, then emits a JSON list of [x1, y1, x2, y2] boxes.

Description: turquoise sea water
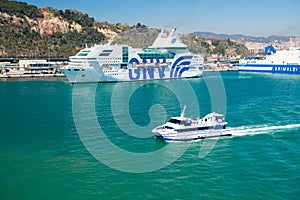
[[0, 72, 299, 199]]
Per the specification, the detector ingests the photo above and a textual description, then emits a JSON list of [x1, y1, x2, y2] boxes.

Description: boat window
[[177, 127, 197, 132], [168, 119, 181, 124], [181, 120, 192, 126], [164, 126, 174, 129], [216, 116, 224, 122], [197, 126, 213, 130]]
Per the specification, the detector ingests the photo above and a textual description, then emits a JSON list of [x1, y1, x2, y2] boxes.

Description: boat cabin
[[201, 112, 225, 123]]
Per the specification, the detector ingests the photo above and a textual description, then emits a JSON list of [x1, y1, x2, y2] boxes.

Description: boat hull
[[155, 129, 232, 142]]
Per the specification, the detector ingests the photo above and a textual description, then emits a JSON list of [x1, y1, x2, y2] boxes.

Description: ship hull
[[61, 67, 202, 83], [239, 64, 300, 74]]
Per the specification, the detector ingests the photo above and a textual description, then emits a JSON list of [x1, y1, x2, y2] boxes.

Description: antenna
[[180, 105, 186, 119], [107, 36, 115, 46]]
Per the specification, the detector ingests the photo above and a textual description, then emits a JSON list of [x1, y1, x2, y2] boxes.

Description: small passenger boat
[[152, 105, 231, 142]]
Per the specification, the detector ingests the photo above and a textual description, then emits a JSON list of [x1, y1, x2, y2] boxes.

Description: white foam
[[227, 124, 300, 137]]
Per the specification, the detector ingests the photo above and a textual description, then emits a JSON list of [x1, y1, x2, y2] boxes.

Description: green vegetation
[[181, 34, 211, 55], [210, 38, 248, 56], [0, 20, 105, 58], [112, 27, 160, 48], [0, 0, 42, 18], [52, 8, 95, 27]]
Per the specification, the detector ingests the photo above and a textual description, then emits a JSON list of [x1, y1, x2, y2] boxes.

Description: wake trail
[[227, 124, 300, 137]]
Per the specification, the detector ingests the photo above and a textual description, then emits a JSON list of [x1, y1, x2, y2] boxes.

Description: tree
[[136, 22, 142, 28]]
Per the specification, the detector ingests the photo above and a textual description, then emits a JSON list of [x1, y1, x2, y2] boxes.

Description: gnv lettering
[[129, 67, 165, 80]]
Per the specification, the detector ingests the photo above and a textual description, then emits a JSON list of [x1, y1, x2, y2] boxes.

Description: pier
[[0, 73, 65, 78], [0, 58, 67, 79]]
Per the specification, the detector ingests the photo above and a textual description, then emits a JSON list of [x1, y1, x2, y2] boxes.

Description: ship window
[[99, 53, 111, 56], [122, 46, 129, 63], [103, 50, 113, 52], [77, 53, 88, 56], [138, 52, 175, 60]]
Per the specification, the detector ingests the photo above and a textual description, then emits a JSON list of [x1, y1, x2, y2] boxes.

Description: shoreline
[[203, 68, 239, 72], [0, 68, 239, 79]]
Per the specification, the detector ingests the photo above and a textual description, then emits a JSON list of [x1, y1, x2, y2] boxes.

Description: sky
[[20, 0, 300, 37]]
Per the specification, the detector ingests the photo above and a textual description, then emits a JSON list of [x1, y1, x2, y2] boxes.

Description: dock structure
[[0, 73, 65, 78], [0, 59, 66, 78], [203, 67, 239, 72]]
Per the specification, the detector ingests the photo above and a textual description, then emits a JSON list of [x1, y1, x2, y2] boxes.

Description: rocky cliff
[[0, 0, 133, 58]]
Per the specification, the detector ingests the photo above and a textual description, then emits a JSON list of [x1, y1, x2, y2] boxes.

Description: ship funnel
[[264, 46, 276, 56]]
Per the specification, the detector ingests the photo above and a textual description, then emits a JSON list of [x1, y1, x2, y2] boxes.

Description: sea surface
[[0, 72, 299, 199]]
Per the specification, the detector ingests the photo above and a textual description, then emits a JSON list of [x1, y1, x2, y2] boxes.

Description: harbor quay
[[0, 58, 238, 79], [0, 58, 68, 78]]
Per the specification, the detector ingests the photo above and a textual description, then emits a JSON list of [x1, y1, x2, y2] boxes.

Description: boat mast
[[180, 105, 186, 119]]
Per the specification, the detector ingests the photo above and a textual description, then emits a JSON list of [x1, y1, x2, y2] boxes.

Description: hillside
[[0, 0, 249, 59], [193, 31, 296, 43], [0, 0, 133, 58], [109, 27, 248, 57]]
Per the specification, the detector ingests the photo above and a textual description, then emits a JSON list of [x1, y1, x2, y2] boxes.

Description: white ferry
[[152, 106, 231, 142], [61, 29, 204, 83], [238, 46, 300, 74]]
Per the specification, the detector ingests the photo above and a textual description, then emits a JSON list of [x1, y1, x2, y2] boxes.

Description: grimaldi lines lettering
[[272, 65, 300, 73]]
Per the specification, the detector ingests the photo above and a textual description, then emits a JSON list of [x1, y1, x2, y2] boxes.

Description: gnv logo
[[128, 56, 192, 80]]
